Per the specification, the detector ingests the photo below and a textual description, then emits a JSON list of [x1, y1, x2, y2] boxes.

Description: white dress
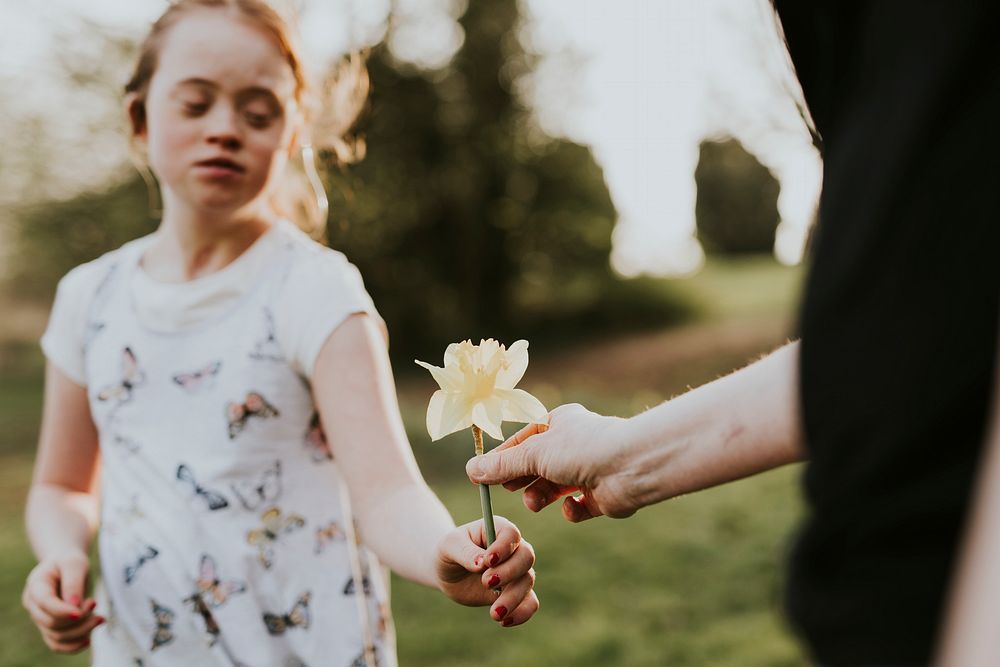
[[41, 221, 396, 667]]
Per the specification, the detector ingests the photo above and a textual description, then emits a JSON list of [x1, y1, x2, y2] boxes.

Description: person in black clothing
[[465, 2, 1000, 665]]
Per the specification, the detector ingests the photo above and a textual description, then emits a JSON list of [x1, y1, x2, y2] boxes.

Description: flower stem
[[472, 426, 497, 546]]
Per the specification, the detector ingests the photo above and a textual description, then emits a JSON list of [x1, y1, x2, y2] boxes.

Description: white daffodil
[[416, 339, 548, 441]]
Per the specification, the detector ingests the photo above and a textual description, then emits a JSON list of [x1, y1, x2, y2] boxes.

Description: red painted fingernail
[[488, 574, 501, 588], [95, 616, 106, 626], [502, 617, 514, 627], [82, 639, 91, 648], [69, 611, 81, 620], [489, 553, 499, 567], [85, 599, 97, 611], [494, 605, 508, 619], [68, 595, 82, 607]]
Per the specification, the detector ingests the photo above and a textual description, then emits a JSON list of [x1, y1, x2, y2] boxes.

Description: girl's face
[[135, 10, 300, 216]]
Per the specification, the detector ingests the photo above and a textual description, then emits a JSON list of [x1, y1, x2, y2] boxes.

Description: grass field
[[0, 256, 810, 667]]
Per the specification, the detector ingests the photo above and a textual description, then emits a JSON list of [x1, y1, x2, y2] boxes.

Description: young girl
[[20, 2, 538, 665]]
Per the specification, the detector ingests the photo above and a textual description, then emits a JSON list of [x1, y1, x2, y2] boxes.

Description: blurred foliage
[[7, 0, 694, 364], [695, 137, 780, 256]]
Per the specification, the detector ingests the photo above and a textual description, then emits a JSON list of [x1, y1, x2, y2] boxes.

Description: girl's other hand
[[21, 550, 104, 653], [436, 517, 538, 627]]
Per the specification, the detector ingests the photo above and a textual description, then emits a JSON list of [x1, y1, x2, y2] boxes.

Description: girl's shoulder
[[273, 221, 368, 298], [270, 222, 380, 379], [55, 234, 153, 302]]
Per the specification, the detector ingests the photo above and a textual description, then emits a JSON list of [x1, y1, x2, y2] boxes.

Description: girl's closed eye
[[181, 98, 211, 117]]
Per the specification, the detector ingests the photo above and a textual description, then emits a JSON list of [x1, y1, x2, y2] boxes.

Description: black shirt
[[775, 1, 1000, 665]]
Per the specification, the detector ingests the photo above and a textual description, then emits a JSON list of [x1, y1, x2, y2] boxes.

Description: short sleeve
[[39, 261, 110, 386], [274, 246, 383, 380]]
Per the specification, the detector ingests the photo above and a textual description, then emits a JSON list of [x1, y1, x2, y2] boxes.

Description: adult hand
[[435, 516, 539, 627], [466, 404, 639, 522], [22, 549, 104, 653]]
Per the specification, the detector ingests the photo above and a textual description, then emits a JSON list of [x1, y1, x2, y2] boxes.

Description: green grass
[[0, 256, 810, 666]]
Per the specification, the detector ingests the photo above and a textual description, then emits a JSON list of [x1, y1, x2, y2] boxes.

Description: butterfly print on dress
[[262, 592, 311, 635], [246, 506, 306, 569], [343, 576, 372, 596], [185, 593, 221, 646], [304, 413, 332, 462], [149, 599, 175, 651], [249, 308, 284, 362], [314, 521, 345, 555], [190, 554, 247, 608], [225, 392, 280, 439], [177, 464, 230, 511], [124, 545, 159, 584], [97, 347, 146, 408], [172, 360, 222, 393], [231, 460, 282, 511]]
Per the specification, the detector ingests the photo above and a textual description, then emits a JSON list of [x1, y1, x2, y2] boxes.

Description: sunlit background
[[1, 1, 816, 665]]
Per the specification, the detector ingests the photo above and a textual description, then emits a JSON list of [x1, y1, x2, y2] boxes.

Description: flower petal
[[472, 397, 504, 441], [496, 339, 529, 389], [497, 387, 548, 424], [415, 360, 463, 391], [426, 390, 472, 440]]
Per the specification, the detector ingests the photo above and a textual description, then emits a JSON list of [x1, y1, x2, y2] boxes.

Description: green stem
[[472, 426, 497, 546]]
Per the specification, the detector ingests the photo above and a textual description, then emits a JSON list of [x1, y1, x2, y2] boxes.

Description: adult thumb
[[57, 556, 90, 607], [466, 443, 538, 485]]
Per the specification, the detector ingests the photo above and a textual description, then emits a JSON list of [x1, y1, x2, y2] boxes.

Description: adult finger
[[495, 422, 549, 452], [561, 494, 603, 523], [467, 438, 544, 486], [499, 590, 540, 628], [523, 477, 578, 513], [501, 475, 539, 492]]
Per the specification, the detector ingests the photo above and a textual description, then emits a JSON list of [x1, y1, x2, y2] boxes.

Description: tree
[[694, 137, 781, 255]]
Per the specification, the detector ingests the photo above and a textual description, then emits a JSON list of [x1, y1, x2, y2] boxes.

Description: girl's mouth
[[194, 157, 246, 177]]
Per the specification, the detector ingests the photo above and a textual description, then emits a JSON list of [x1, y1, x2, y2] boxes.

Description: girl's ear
[[124, 92, 147, 140]]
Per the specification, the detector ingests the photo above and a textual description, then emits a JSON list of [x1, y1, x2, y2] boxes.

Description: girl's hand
[[21, 550, 104, 653], [436, 517, 538, 627]]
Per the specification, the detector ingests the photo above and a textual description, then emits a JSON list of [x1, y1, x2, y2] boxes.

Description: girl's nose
[[205, 107, 242, 150]]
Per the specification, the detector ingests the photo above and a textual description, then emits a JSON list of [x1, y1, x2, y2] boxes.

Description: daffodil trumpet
[[417, 339, 548, 547]]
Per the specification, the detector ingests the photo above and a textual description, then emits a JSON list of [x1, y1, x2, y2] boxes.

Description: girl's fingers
[[438, 528, 487, 575], [44, 633, 91, 654], [481, 518, 522, 565], [48, 613, 105, 643], [23, 596, 59, 631], [523, 477, 578, 512], [27, 577, 90, 626], [481, 540, 534, 590], [489, 567, 536, 622], [497, 589, 540, 628]]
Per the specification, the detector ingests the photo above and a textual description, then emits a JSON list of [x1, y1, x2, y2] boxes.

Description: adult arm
[[467, 341, 806, 521], [935, 317, 1000, 667]]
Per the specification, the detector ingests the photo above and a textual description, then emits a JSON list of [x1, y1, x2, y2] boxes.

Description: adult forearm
[[620, 341, 805, 508], [25, 484, 99, 560], [354, 482, 455, 589]]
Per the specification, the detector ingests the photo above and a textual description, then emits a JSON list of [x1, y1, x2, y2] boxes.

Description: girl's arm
[[313, 314, 538, 621], [935, 319, 1000, 667], [22, 362, 104, 652], [468, 341, 805, 520]]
